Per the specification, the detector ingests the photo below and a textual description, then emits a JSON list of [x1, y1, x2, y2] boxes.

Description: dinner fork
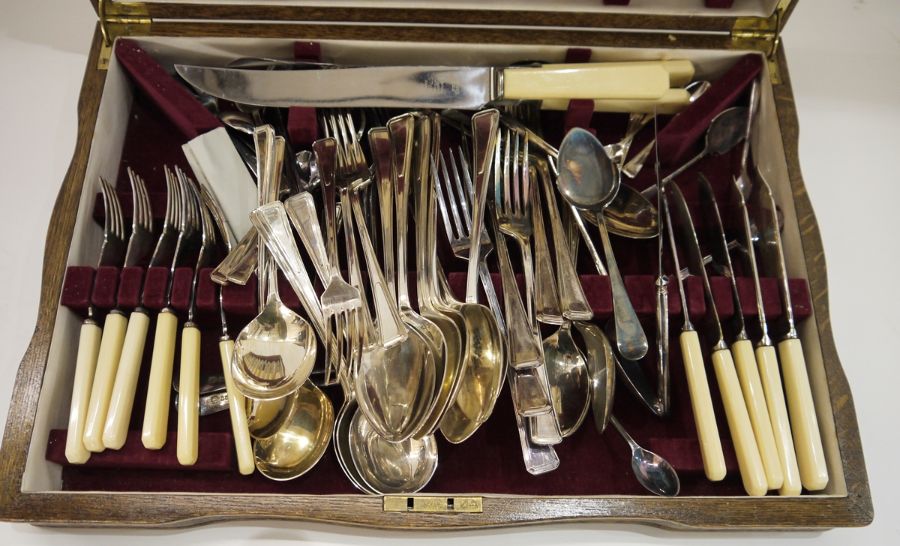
[[84, 168, 155, 452], [103, 168, 173, 449], [176, 169, 216, 465], [494, 128, 538, 322], [65, 178, 126, 463], [142, 166, 201, 450]]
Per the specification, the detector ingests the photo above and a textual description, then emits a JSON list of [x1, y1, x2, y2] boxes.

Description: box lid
[[92, 0, 796, 35]]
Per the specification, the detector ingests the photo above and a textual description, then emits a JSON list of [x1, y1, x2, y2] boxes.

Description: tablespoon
[[388, 114, 447, 431], [232, 142, 318, 401], [557, 128, 648, 361]]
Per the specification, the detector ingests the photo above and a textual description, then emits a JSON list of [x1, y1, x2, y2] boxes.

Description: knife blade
[[667, 181, 768, 497], [751, 168, 829, 492], [174, 62, 672, 109]]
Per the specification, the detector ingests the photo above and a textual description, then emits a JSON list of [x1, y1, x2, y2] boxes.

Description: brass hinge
[[98, 0, 152, 69], [731, 0, 791, 84], [383, 496, 483, 513]]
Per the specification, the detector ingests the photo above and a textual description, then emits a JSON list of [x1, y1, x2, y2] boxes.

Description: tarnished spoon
[[558, 128, 649, 361]]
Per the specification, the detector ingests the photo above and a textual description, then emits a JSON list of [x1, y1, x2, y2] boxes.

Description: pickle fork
[[65, 177, 126, 463]]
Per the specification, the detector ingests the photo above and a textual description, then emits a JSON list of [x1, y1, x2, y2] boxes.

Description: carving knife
[[174, 62, 674, 109], [729, 175, 802, 496], [752, 168, 828, 492], [697, 173, 782, 491], [667, 182, 767, 496]]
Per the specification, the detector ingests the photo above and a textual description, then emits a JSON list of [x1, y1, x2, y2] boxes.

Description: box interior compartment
[[22, 34, 846, 499]]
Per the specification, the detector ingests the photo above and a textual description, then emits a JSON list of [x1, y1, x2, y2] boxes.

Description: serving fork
[[65, 178, 126, 463]]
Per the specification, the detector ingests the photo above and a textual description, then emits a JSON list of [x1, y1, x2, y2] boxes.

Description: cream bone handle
[[504, 63, 668, 102], [779, 337, 829, 491], [756, 344, 802, 496], [65, 321, 102, 464], [141, 309, 179, 450], [220, 339, 254, 475], [102, 309, 150, 449], [176, 324, 201, 465], [176, 324, 202, 465], [503, 60, 693, 102], [732, 339, 783, 490], [679, 330, 726, 482], [81, 311, 129, 452], [711, 347, 768, 496], [540, 89, 691, 114]]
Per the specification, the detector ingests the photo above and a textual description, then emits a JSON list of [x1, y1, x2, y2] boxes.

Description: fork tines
[[97, 177, 126, 267], [124, 167, 154, 267]]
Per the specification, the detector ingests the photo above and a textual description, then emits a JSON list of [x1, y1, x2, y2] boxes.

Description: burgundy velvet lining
[[115, 39, 221, 141], [47, 430, 234, 471], [51, 48, 812, 497], [705, 0, 735, 7], [654, 54, 762, 167], [287, 41, 322, 148]]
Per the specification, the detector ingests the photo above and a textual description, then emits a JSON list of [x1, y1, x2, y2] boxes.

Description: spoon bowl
[[542, 322, 591, 437], [349, 409, 438, 494], [231, 292, 318, 401], [610, 415, 680, 497], [584, 183, 658, 239], [574, 322, 616, 433], [253, 381, 334, 481]]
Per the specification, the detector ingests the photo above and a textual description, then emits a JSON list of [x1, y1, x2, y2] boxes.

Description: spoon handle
[[369, 127, 396, 301], [351, 190, 408, 348], [251, 202, 326, 340], [529, 170, 563, 326], [597, 217, 648, 361], [466, 109, 500, 303], [537, 160, 592, 321], [285, 192, 334, 284]]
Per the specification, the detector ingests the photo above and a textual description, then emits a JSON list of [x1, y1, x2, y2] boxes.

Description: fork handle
[[142, 309, 178, 450], [82, 311, 128, 452], [65, 320, 102, 464], [103, 309, 150, 450], [177, 324, 201, 465]]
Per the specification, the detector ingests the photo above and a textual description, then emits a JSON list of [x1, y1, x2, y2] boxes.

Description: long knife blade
[[175, 62, 673, 109], [666, 182, 726, 346], [177, 64, 496, 109], [697, 173, 747, 339], [752, 170, 797, 336]]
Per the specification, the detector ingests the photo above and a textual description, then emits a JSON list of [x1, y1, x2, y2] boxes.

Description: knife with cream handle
[[667, 182, 767, 496], [175, 60, 692, 109]]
